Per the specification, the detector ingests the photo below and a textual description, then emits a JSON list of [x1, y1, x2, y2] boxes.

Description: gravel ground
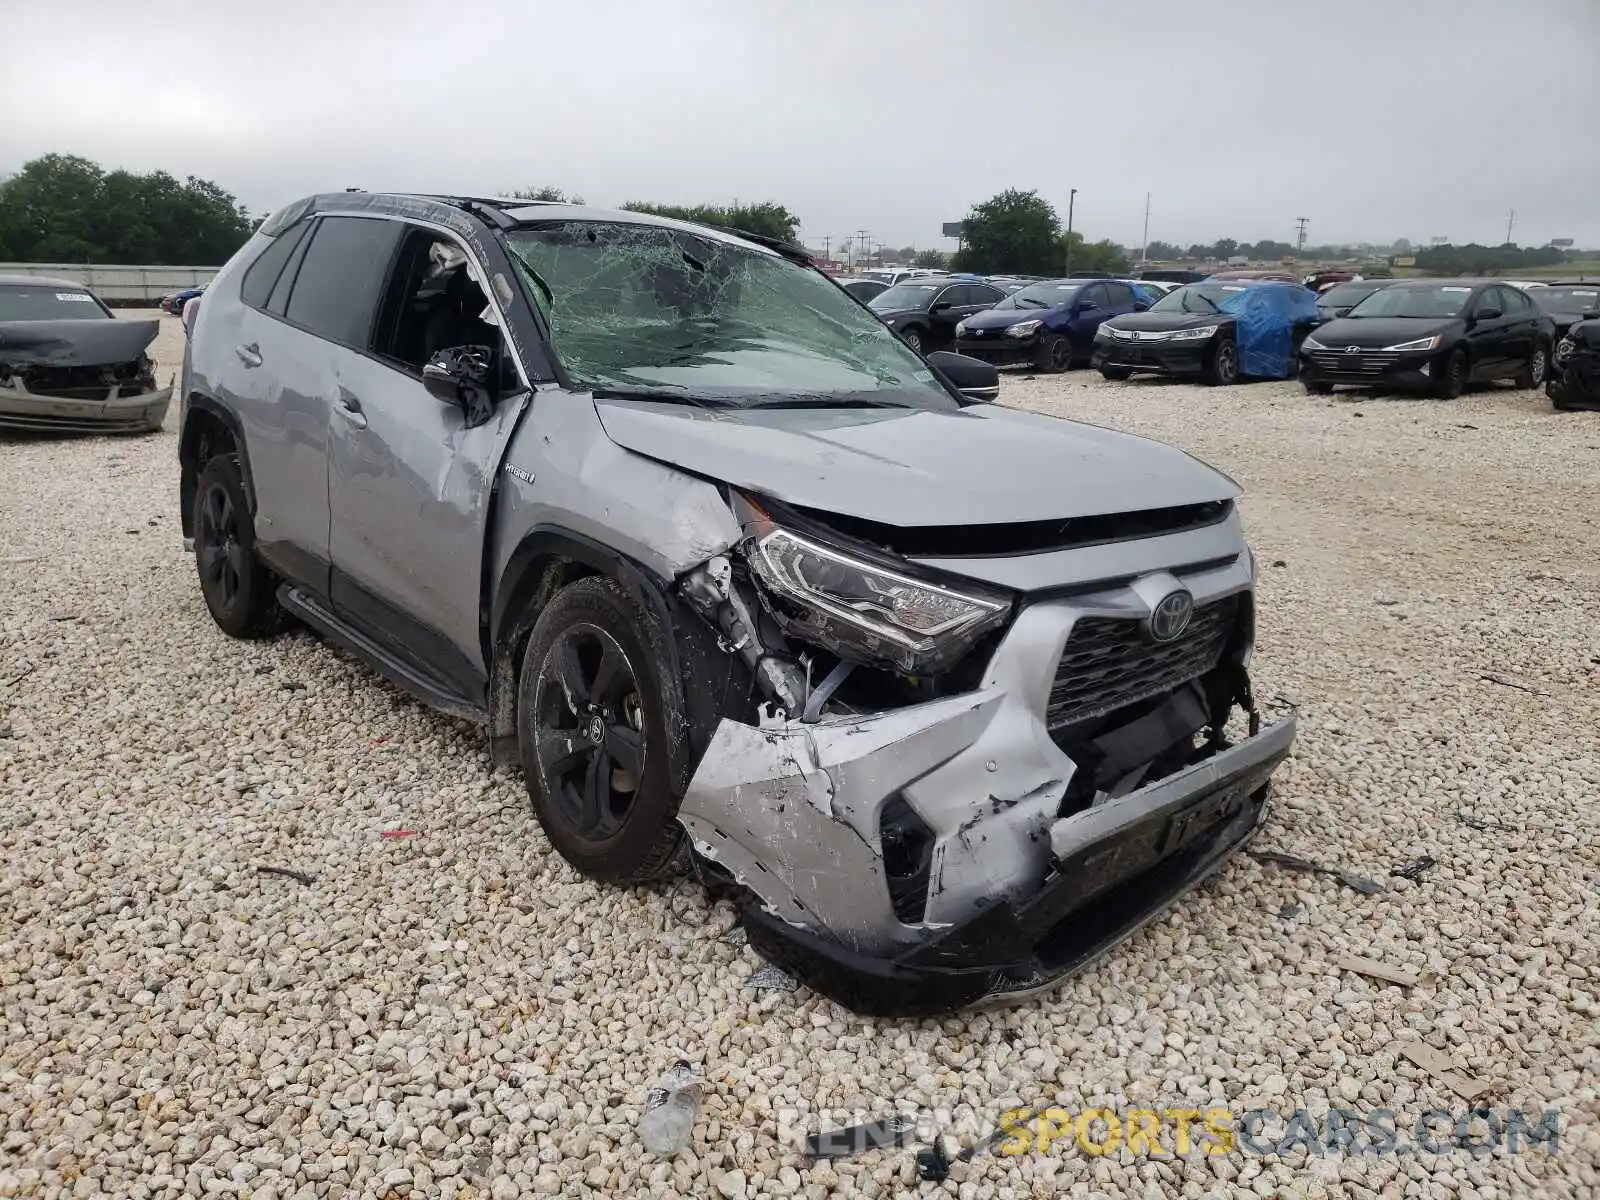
[[2, 312, 1597, 1199]]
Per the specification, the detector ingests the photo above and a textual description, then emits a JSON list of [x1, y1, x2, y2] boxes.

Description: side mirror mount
[[926, 350, 999, 404], [931, 301, 954, 313], [422, 345, 498, 427], [1078, 300, 1098, 313], [1474, 306, 1503, 322]]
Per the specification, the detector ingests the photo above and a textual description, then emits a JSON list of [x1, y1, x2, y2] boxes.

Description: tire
[[516, 575, 690, 885], [1202, 339, 1240, 386], [1034, 333, 1072, 374], [1514, 344, 1548, 389], [900, 327, 925, 354], [1098, 366, 1132, 381], [1303, 380, 1334, 395], [193, 454, 289, 639], [1433, 349, 1467, 399]]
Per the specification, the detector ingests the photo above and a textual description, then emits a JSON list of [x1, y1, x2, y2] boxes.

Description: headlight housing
[[1169, 325, 1219, 341], [1384, 335, 1442, 352], [1004, 319, 1043, 338], [955, 320, 967, 337], [1302, 335, 1326, 351], [745, 525, 1011, 674]]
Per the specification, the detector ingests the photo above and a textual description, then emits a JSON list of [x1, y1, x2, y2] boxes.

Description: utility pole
[[1140, 192, 1151, 263], [1505, 209, 1516, 245], [1295, 217, 1309, 256], [1064, 188, 1078, 275], [821, 235, 831, 263]]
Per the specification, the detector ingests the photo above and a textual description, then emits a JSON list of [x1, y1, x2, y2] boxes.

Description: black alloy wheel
[[1204, 339, 1240, 386], [532, 624, 647, 845], [197, 481, 246, 615], [1434, 349, 1467, 399], [901, 327, 924, 354], [193, 454, 286, 638]]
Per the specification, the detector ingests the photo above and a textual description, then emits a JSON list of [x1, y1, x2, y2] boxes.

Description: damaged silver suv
[[179, 193, 1296, 1015]]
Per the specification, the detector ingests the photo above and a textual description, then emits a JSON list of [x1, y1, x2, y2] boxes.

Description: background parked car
[[1547, 314, 1600, 411], [1300, 279, 1553, 398], [1527, 281, 1600, 345], [1206, 269, 1302, 284], [1094, 279, 1318, 385], [867, 276, 1004, 354], [1136, 269, 1206, 285], [0, 275, 172, 433], [954, 278, 1144, 372], [841, 278, 888, 303], [168, 285, 206, 317], [1315, 278, 1397, 323]]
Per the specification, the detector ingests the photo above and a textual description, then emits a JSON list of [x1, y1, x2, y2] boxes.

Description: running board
[[276, 585, 488, 724]]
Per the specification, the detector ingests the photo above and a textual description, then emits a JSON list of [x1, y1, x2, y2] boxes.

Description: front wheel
[[1098, 366, 1132, 381], [193, 454, 288, 639], [900, 327, 924, 354], [517, 576, 689, 884], [1035, 333, 1072, 373], [1433, 349, 1467, 399], [1514, 345, 1548, 389], [1202, 339, 1239, 386]]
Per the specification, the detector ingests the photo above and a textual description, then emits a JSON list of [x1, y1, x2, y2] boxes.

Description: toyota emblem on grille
[[1345, 345, 1360, 354], [1147, 589, 1195, 643]]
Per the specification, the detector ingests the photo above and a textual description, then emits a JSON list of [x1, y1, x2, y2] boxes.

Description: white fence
[[0, 262, 220, 304]]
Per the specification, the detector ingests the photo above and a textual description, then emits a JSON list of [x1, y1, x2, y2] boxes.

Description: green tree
[[951, 189, 1061, 274], [1144, 240, 1183, 260], [911, 248, 948, 269], [505, 185, 586, 204], [620, 200, 801, 244], [0, 153, 253, 264], [1063, 236, 1130, 275]]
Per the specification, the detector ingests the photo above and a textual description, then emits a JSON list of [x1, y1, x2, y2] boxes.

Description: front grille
[[1046, 595, 1239, 730], [1305, 348, 1401, 375]]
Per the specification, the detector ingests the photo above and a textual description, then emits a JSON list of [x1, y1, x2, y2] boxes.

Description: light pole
[[1064, 188, 1078, 275]]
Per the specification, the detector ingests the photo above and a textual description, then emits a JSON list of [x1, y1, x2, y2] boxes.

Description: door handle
[[335, 389, 367, 430], [234, 343, 262, 368]]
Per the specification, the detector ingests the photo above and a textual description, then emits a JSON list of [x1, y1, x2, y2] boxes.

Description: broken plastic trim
[[679, 554, 806, 716]]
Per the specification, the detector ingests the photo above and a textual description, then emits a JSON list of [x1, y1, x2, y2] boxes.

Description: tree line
[[507, 187, 802, 245], [0, 154, 256, 264], [951, 189, 1130, 276]]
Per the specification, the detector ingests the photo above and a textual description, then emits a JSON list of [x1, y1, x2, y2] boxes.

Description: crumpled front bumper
[[677, 557, 1297, 1015], [0, 382, 173, 434]]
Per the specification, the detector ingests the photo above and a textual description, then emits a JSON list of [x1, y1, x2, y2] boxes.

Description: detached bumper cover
[[0, 382, 172, 433]]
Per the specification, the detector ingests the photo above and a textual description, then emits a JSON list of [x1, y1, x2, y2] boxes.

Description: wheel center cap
[[586, 716, 605, 745]]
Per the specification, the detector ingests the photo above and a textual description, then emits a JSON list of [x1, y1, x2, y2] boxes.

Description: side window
[[283, 216, 403, 347], [238, 220, 311, 310], [266, 225, 313, 316], [1500, 286, 1531, 314], [933, 286, 961, 309], [1474, 287, 1507, 317], [1105, 281, 1135, 308], [968, 284, 1002, 307], [370, 226, 501, 377], [1080, 284, 1109, 310]]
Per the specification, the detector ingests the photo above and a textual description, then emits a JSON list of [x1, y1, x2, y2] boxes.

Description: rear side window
[[239, 220, 311, 310], [283, 216, 403, 347], [1105, 281, 1135, 307]]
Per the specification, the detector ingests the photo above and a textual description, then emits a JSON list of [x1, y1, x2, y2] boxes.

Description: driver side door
[[325, 220, 532, 706]]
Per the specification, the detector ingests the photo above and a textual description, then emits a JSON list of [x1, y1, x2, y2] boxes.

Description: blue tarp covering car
[[1216, 282, 1320, 379]]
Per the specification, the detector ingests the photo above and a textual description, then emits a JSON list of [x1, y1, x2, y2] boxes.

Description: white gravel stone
[[1, 318, 1596, 1197]]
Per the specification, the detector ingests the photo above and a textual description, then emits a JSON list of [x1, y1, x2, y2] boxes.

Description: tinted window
[[1080, 284, 1109, 309], [966, 284, 1003, 306], [239, 220, 311, 310], [1499, 285, 1532, 314], [266, 230, 312, 316], [1105, 281, 1135, 307], [284, 216, 403, 346]]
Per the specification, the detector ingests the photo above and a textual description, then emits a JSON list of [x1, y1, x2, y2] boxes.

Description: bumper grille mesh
[[1046, 595, 1240, 730]]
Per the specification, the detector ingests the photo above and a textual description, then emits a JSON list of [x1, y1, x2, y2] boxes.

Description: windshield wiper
[[1014, 298, 1048, 309], [743, 395, 915, 410], [589, 385, 735, 410]]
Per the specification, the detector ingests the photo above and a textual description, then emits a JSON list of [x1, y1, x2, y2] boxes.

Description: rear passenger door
[[325, 221, 532, 705]]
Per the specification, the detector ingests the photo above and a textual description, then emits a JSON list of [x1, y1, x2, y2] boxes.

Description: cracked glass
[[504, 221, 954, 408]]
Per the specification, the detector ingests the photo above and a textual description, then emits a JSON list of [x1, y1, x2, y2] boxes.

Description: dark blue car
[[953, 278, 1145, 372]]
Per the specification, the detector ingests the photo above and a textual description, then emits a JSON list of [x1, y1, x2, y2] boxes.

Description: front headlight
[[1302, 335, 1326, 351], [1004, 319, 1043, 338], [1169, 325, 1219, 341], [1383, 335, 1442, 352], [955, 320, 967, 337], [1094, 324, 1114, 340], [745, 525, 1011, 674]]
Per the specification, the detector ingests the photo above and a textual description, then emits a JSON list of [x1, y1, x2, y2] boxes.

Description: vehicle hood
[[1311, 317, 1460, 349], [0, 319, 158, 368], [961, 307, 1055, 331], [593, 397, 1238, 528], [1102, 311, 1232, 333]]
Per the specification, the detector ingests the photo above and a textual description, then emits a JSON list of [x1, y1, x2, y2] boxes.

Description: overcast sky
[[5, 0, 1597, 252]]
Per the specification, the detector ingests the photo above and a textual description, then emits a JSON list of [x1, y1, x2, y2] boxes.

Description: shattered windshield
[[0, 286, 110, 321], [505, 222, 952, 408]]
